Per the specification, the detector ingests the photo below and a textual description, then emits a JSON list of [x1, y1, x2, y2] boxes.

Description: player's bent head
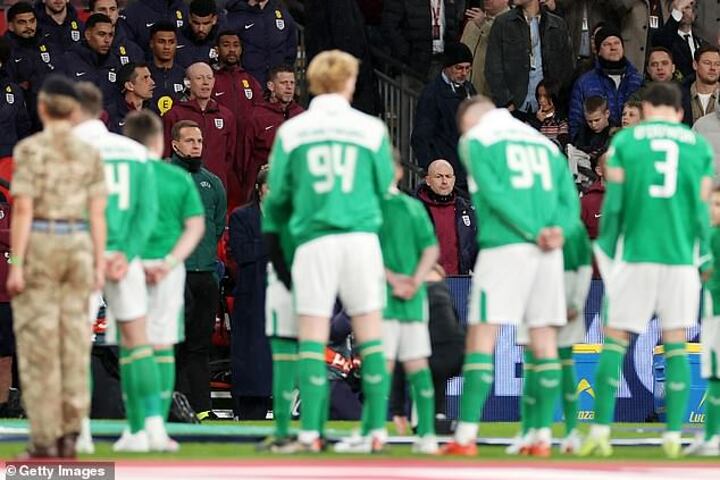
[[74, 82, 104, 120], [306, 50, 359, 99], [457, 95, 495, 135], [124, 110, 164, 156], [38, 74, 80, 121], [640, 82, 683, 119]]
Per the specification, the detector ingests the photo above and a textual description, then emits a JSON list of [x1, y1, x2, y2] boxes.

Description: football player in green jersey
[[581, 82, 714, 458], [262, 50, 395, 453], [442, 96, 579, 457], [122, 110, 206, 452]]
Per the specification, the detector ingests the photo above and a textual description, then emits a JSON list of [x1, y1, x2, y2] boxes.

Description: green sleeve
[[183, 174, 205, 219], [462, 138, 538, 242], [263, 133, 293, 234], [414, 202, 438, 250], [596, 141, 624, 258], [697, 142, 714, 271], [552, 156, 581, 233], [374, 131, 396, 201], [213, 176, 227, 242], [122, 161, 158, 260]]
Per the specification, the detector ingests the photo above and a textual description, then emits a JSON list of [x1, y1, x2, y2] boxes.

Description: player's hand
[[391, 276, 416, 300], [392, 415, 409, 435], [701, 267, 714, 283], [145, 264, 170, 285], [538, 227, 564, 251], [567, 307, 578, 321], [7, 266, 25, 297], [106, 253, 129, 281], [465, 7, 485, 26]]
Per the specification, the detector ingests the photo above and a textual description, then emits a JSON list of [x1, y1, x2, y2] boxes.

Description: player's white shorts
[[468, 243, 566, 328], [144, 260, 186, 345], [104, 257, 148, 322], [292, 232, 385, 317], [701, 293, 720, 379], [266, 264, 297, 338], [383, 320, 431, 362], [604, 261, 700, 334]]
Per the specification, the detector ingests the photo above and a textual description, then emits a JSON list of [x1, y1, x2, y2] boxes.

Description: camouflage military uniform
[[10, 122, 106, 450]]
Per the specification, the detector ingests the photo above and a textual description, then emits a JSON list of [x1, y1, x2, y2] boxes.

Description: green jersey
[[706, 227, 720, 315], [564, 222, 592, 272], [262, 95, 395, 246], [142, 159, 205, 260], [379, 193, 438, 322], [459, 109, 579, 248], [597, 120, 714, 265], [74, 120, 157, 260]]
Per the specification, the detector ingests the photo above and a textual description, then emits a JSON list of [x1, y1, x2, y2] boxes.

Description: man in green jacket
[[169, 119, 227, 420]]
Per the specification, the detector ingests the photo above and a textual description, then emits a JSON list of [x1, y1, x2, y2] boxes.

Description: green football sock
[[154, 348, 176, 420], [521, 350, 537, 434], [270, 337, 298, 438], [459, 352, 494, 424], [664, 342, 690, 433], [593, 337, 628, 425], [409, 368, 435, 437], [128, 346, 162, 420], [535, 358, 561, 429], [120, 347, 144, 433], [559, 347, 578, 434], [707, 380, 720, 440], [298, 340, 327, 434], [359, 340, 388, 432]]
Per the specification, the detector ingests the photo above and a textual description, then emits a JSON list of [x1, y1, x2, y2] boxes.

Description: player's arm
[[697, 176, 714, 278], [87, 150, 107, 291], [374, 130, 397, 201], [123, 160, 159, 261], [462, 139, 538, 242], [596, 143, 625, 259], [553, 156, 582, 234], [6, 141, 36, 295]]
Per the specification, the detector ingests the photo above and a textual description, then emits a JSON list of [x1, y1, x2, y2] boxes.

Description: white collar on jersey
[[309, 93, 351, 113], [72, 118, 109, 137]]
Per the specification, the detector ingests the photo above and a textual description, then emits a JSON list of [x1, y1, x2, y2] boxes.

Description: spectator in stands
[[89, 0, 145, 67], [652, 0, 705, 79], [57, 13, 122, 108], [177, 0, 223, 68], [682, 45, 720, 126], [4, 2, 55, 131], [548, 1, 618, 64], [573, 96, 613, 153], [529, 80, 569, 151], [305, 0, 380, 115], [460, 0, 509, 96], [122, 0, 189, 58], [411, 43, 475, 190], [148, 22, 186, 116], [106, 62, 155, 133], [170, 120, 227, 419], [34, 0, 83, 53], [415, 159, 478, 276], [694, 0, 720, 45], [621, 99, 643, 126], [569, 25, 643, 138], [239, 65, 303, 207], [0, 196, 12, 419], [485, 0, 575, 115], [224, 0, 298, 85], [228, 165, 272, 419], [607, 0, 669, 73], [580, 149, 607, 241], [646, 46, 677, 82], [381, 0, 459, 80], [0, 38, 32, 163], [694, 97, 720, 171], [163, 62, 237, 193]]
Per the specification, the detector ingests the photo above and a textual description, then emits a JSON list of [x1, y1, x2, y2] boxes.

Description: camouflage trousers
[[12, 231, 94, 448]]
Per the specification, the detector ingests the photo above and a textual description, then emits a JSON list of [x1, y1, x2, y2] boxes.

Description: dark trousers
[[176, 271, 219, 414]]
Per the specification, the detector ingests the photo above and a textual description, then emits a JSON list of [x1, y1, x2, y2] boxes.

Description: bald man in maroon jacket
[[238, 65, 303, 205], [163, 62, 238, 198]]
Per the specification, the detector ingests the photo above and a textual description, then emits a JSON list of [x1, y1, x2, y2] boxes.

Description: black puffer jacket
[[381, 0, 459, 77]]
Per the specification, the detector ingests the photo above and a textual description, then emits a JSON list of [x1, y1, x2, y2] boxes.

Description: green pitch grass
[[0, 421, 714, 461]]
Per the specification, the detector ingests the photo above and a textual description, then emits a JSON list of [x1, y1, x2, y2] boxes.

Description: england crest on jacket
[[119, 46, 129, 65], [176, 10, 184, 28], [70, 21, 80, 42], [214, 118, 224, 129], [242, 79, 253, 99], [4, 86, 14, 105], [39, 44, 51, 64], [275, 10, 285, 30]]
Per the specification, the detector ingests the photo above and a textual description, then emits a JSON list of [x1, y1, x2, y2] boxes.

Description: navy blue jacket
[[410, 74, 476, 189], [34, 0, 83, 53], [0, 71, 31, 158], [148, 62, 187, 116], [224, 0, 298, 84], [111, 26, 146, 67], [121, 0, 189, 56], [568, 59, 643, 138], [105, 96, 134, 134], [57, 42, 123, 107], [228, 202, 272, 398], [176, 22, 224, 69]]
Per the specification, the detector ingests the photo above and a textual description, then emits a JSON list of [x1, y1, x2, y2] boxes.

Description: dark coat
[[229, 202, 272, 398], [410, 74, 476, 189], [224, 0, 298, 85], [57, 42, 123, 108], [381, 0, 459, 78], [0, 71, 31, 158], [652, 13, 705, 79], [148, 62, 186, 116], [121, 0, 189, 56], [485, 6, 575, 110], [34, 0, 83, 53], [176, 21, 225, 69]]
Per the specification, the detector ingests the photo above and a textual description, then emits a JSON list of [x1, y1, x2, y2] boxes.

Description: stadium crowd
[[0, 0, 720, 457]]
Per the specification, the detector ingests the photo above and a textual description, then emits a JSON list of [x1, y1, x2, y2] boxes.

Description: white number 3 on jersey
[[649, 139, 678, 198]]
